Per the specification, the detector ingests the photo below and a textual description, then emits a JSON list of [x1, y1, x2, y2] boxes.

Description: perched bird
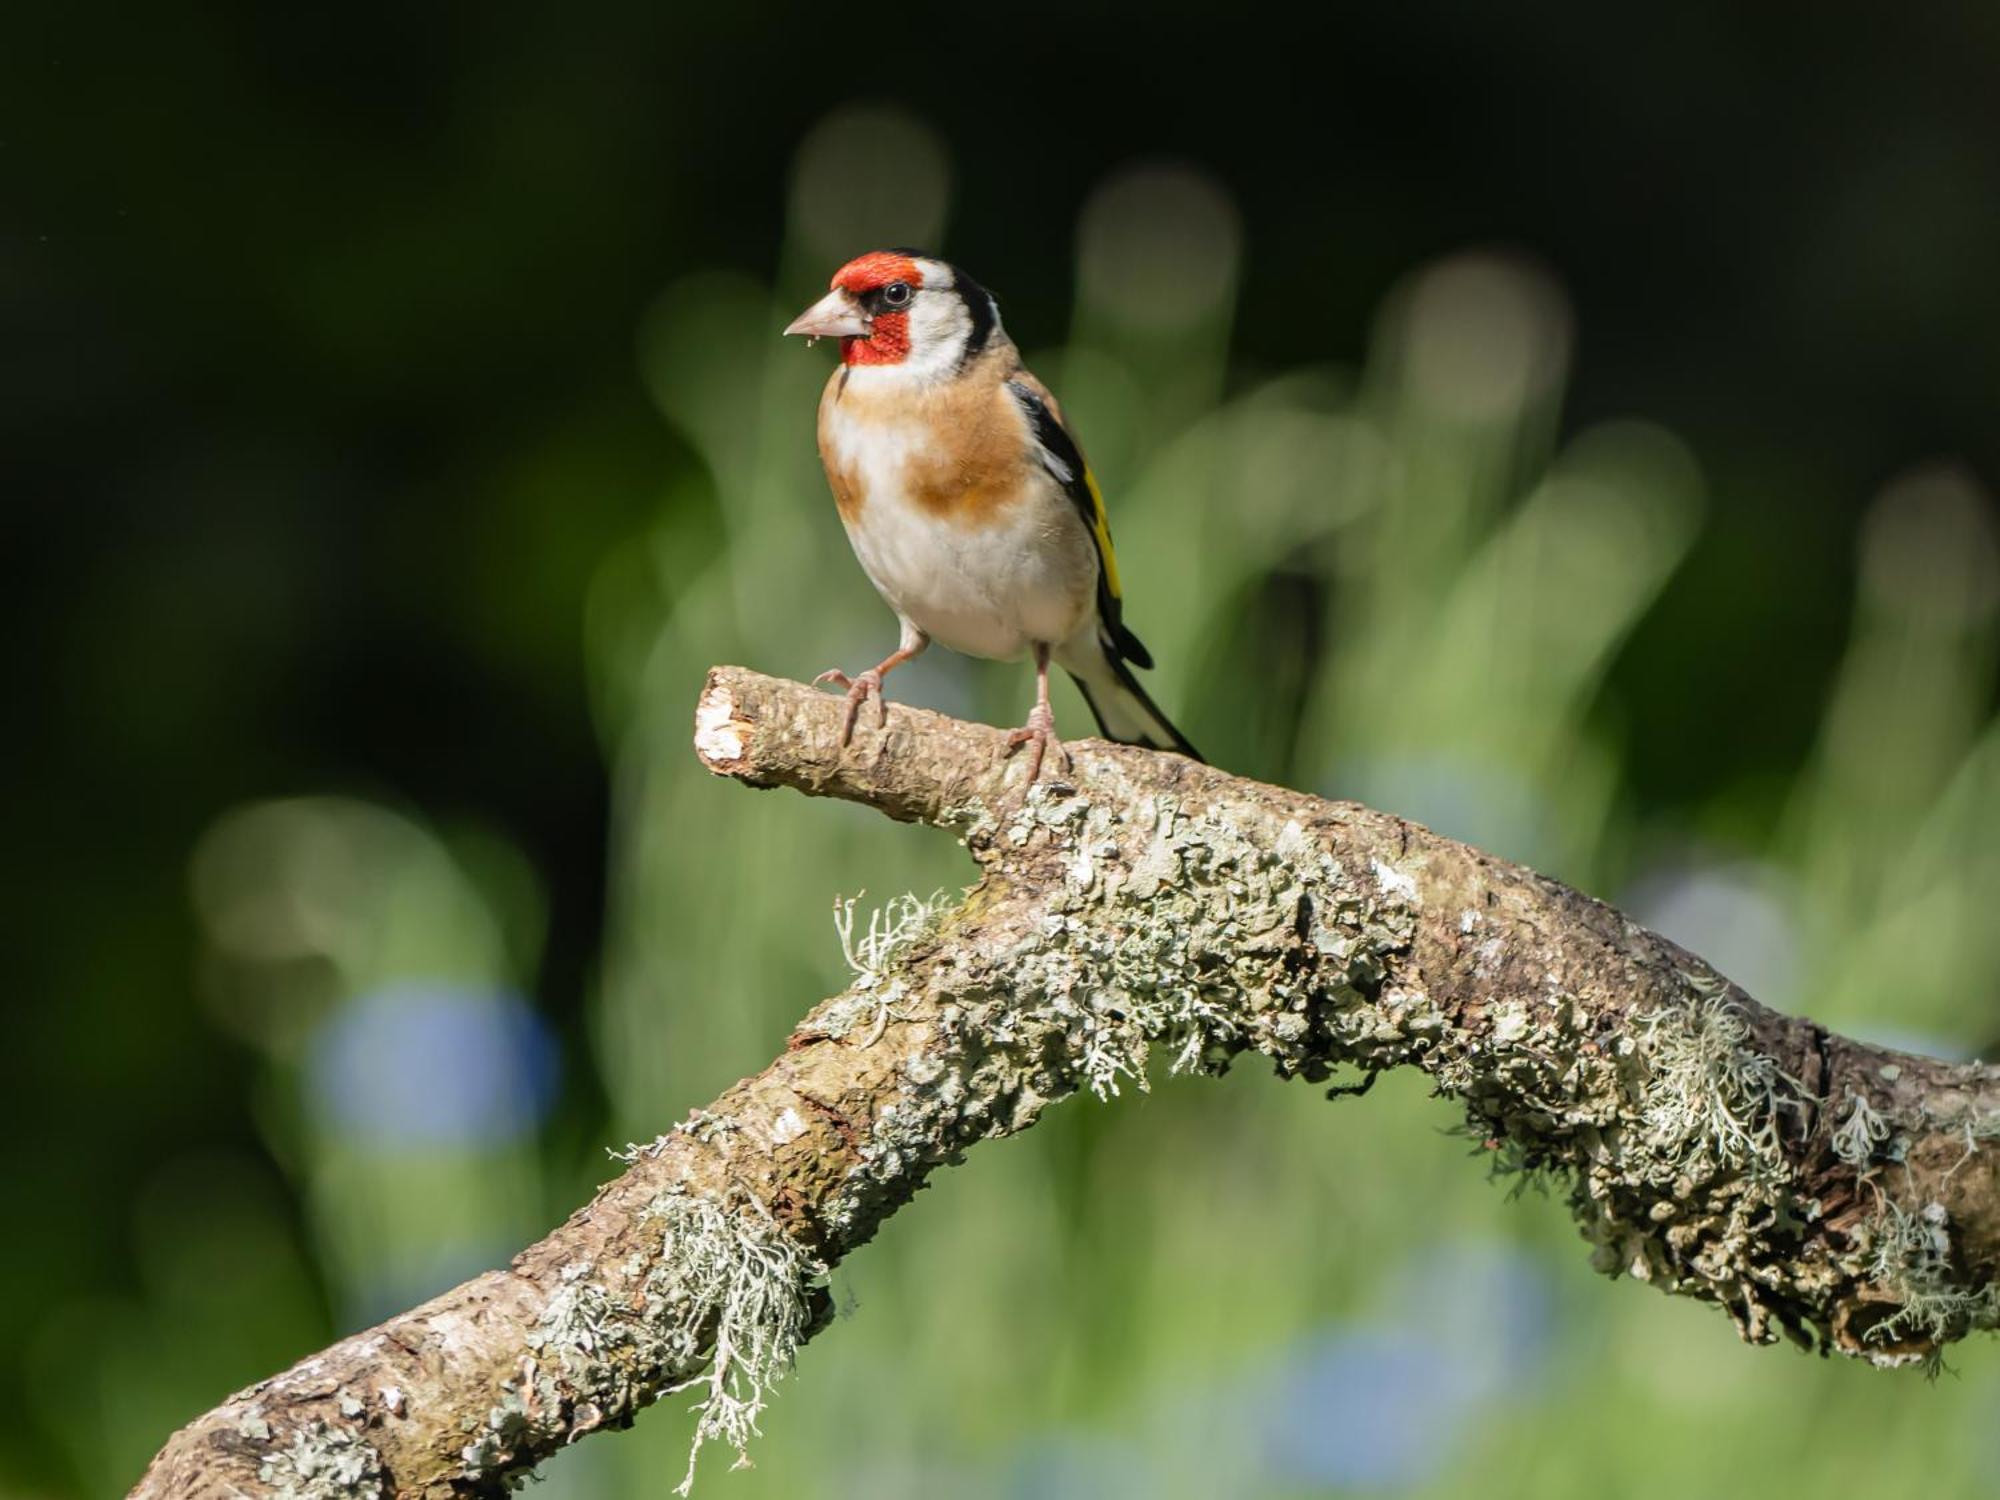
[[782, 249, 1201, 779]]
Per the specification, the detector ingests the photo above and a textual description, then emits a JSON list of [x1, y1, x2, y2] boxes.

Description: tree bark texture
[[133, 666, 2000, 1498]]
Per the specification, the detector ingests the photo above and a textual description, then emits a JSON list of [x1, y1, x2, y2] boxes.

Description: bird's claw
[[1005, 705, 1070, 784], [814, 667, 887, 746]]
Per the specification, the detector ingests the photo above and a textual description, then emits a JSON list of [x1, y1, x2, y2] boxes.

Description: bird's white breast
[[822, 379, 1096, 662]]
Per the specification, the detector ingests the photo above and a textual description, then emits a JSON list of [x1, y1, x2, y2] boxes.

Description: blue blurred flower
[[1243, 1240, 1555, 1491], [1389, 1240, 1555, 1389], [1255, 1327, 1476, 1489], [306, 982, 558, 1149]]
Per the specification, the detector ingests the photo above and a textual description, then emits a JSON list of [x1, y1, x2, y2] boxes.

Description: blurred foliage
[[7, 7, 2000, 1497]]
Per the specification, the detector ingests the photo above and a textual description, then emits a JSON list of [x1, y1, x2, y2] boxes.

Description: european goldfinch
[[783, 249, 1202, 779]]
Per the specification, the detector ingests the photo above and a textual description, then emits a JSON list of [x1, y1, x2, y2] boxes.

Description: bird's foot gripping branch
[[135, 667, 2000, 1498]]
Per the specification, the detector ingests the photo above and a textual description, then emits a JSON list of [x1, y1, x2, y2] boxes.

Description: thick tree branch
[[137, 666, 2000, 1497]]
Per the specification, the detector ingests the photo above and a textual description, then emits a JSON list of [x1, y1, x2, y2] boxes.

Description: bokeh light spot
[[306, 982, 558, 1150]]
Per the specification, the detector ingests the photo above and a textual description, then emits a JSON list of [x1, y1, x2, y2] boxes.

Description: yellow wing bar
[[1083, 466, 1123, 600]]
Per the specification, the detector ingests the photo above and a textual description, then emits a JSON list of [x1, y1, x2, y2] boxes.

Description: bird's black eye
[[881, 281, 912, 307]]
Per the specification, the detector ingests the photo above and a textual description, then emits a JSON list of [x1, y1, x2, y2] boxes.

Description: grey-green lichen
[[1634, 979, 1803, 1179], [834, 889, 951, 986], [650, 1187, 825, 1495], [916, 777, 1988, 1364], [475, 1189, 823, 1495], [610, 1106, 741, 1166], [1492, 975, 1990, 1361], [824, 790, 1422, 1238], [798, 890, 953, 1044], [1831, 1090, 1893, 1169], [1557, 982, 1828, 1344], [252, 1416, 384, 1500], [1858, 1197, 2000, 1367]]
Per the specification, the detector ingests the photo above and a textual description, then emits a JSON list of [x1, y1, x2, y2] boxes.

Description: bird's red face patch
[[843, 317, 909, 366], [832, 252, 924, 367]]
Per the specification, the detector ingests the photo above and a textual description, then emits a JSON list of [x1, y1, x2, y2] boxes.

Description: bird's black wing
[[1005, 376, 1154, 669]]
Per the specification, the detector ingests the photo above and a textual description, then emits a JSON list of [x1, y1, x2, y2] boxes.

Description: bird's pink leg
[[1005, 643, 1071, 782], [816, 621, 927, 746]]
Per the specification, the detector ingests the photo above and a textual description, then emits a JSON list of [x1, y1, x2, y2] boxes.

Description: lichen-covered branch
[[135, 666, 2000, 1497]]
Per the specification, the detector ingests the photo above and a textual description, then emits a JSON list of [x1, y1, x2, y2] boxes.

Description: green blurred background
[[7, 3, 2000, 1495]]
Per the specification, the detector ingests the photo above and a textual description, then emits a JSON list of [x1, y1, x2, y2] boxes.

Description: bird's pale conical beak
[[783, 288, 872, 340]]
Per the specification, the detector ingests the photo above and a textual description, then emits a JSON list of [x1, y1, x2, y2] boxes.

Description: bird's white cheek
[[901, 301, 966, 378]]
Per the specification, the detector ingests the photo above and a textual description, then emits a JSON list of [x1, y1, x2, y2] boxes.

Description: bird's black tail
[[1059, 631, 1203, 763]]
